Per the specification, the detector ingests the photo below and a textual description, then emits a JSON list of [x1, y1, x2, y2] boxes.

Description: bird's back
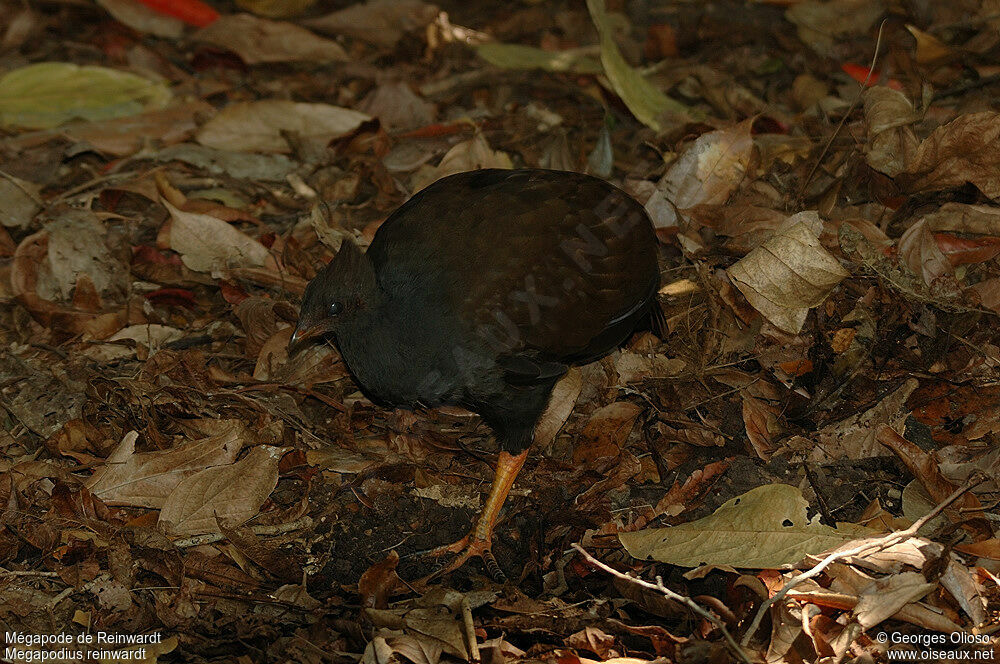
[[367, 169, 660, 370]]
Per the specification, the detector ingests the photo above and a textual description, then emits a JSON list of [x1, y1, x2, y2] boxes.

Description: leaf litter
[[0, 0, 999, 662]]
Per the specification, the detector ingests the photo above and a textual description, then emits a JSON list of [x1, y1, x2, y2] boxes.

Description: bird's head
[[289, 240, 379, 352]]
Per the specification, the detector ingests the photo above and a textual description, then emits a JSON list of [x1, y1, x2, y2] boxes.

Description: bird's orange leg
[[424, 449, 529, 580]]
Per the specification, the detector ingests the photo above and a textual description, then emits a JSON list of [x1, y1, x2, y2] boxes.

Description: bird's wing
[[368, 169, 659, 366]]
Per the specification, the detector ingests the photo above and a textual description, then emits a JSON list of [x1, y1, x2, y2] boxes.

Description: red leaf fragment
[[136, 0, 219, 27]]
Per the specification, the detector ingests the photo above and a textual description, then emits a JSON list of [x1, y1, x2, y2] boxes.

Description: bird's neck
[[335, 298, 435, 405]]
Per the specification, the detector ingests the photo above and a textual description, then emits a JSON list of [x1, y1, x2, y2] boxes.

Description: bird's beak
[[288, 322, 325, 353]]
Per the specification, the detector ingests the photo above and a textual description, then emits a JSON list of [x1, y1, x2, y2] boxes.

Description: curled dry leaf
[[853, 572, 936, 630], [193, 13, 349, 64], [410, 132, 512, 192], [727, 216, 850, 334], [196, 100, 370, 154], [901, 111, 1000, 198], [863, 86, 919, 177], [741, 394, 779, 461], [158, 445, 284, 536], [535, 367, 582, 448], [86, 424, 244, 508], [650, 119, 755, 230], [898, 218, 954, 286]]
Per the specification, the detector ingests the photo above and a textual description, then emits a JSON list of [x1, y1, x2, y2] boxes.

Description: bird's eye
[[329, 301, 343, 316]]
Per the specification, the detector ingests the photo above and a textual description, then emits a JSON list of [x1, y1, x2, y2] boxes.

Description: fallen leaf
[[410, 132, 512, 192], [906, 24, 953, 64], [898, 218, 954, 286], [158, 445, 284, 536], [193, 13, 349, 64], [0, 62, 170, 129], [235, 0, 317, 19], [853, 572, 935, 629], [196, 100, 370, 153], [96, 0, 185, 37], [651, 120, 755, 230], [901, 112, 1000, 198], [863, 86, 919, 177], [161, 199, 273, 276], [303, 0, 439, 48], [586, 0, 688, 131], [535, 367, 582, 448], [573, 402, 643, 465], [619, 484, 874, 567], [728, 216, 850, 333], [476, 43, 602, 74], [86, 424, 244, 507], [785, 0, 885, 57], [0, 173, 41, 229]]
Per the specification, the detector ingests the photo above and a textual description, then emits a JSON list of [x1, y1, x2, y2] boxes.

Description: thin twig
[[796, 19, 888, 204], [740, 473, 986, 647], [571, 544, 753, 664], [172, 516, 313, 548]]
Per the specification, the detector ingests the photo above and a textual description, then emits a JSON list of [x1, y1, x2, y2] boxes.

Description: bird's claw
[[419, 534, 507, 583]]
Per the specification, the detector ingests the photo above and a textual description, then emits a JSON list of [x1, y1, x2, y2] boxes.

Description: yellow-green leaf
[[586, 0, 688, 130], [619, 484, 874, 568], [476, 43, 603, 74], [0, 62, 171, 129]]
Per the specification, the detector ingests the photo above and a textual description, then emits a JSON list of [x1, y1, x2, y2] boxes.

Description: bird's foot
[[421, 533, 506, 582]]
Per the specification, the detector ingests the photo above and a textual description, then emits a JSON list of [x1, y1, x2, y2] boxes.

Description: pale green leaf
[[586, 0, 688, 130], [0, 62, 170, 129], [476, 43, 603, 74], [619, 484, 875, 568]]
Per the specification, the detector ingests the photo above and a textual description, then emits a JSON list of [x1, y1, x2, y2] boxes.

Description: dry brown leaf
[[0, 173, 41, 229], [96, 0, 184, 37], [922, 202, 1000, 235], [410, 133, 512, 192], [898, 218, 954, 287], [863, 86, 919, 177], [906, 24, 953, 64], [162, 199, 273, 276], [902, 112, 1000, 198], [45, 209, 128, 301], [741, 394, 779, 461], [196, 100, 369, 154], [649, 119, 755, 229], [158, 445, 284, 536], [572, 402, 643, 465], [358, 80, 435, 131], [535, 367, 582, 448], [785, 0, 884, 57], [193, 13, 349, 64], [853, 572, 935, 629], [86, 424, 244, 508], [727, 216, 850, 334], [303, 0, 439, 47], [614, 351, 686, 383], [809, 378, 917, 462]]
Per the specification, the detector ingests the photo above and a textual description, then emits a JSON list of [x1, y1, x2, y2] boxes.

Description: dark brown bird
[[290, 168, 661, 578]]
